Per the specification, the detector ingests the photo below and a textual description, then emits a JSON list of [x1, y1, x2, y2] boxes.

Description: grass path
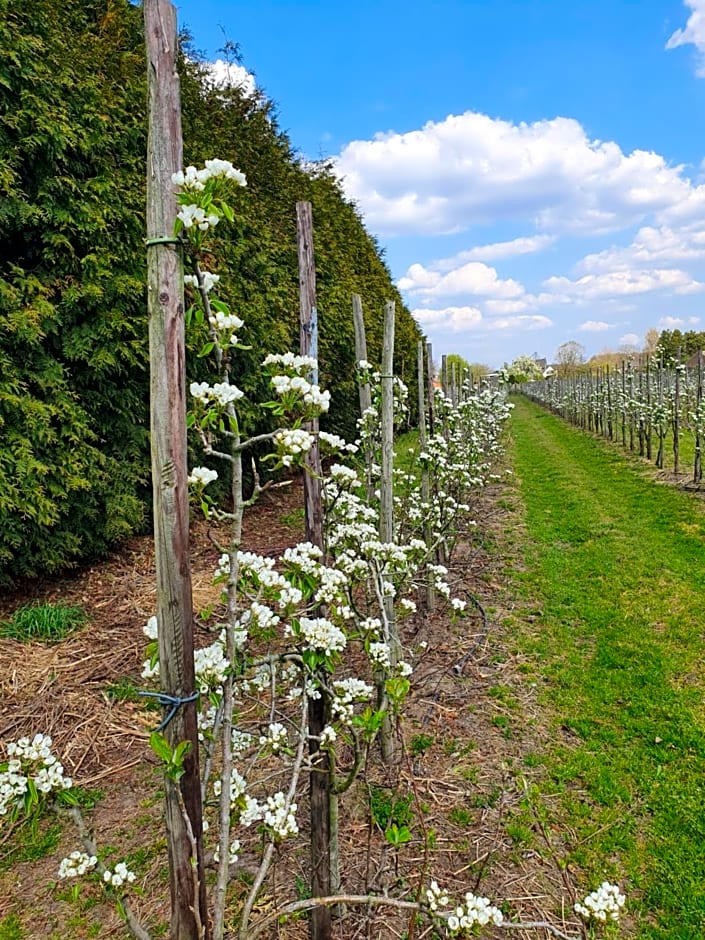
[[506, 395, 705, 939]]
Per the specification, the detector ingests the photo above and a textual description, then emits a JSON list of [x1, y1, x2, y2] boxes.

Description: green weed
[[1, 603, 87, 643], [409, 733, 434, 757], [0, 914, 24, 940], [0, 818, 61, 872]]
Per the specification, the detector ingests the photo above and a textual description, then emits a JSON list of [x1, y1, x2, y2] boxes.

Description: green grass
[[507, 395, 705, 939], [0, 603, 87, 643], [0, 818, 62, 872], [0, 914, 24, 940]]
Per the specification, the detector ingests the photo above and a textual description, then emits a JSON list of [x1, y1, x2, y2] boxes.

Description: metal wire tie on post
[[138, 690, 200, 732]]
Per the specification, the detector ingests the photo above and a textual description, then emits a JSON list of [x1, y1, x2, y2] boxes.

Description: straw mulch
[[0, 477, 583, 939]]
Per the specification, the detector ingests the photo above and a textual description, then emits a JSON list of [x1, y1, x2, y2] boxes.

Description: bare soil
[[0, 475, 584, 940]]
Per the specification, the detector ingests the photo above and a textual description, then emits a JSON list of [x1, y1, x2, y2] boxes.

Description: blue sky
[[175, 0, 705, 368]]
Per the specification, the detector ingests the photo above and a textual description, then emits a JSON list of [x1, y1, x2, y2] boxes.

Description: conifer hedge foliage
[[0, 0, 422, 581]]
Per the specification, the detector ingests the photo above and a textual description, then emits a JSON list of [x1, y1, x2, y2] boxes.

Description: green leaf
[[149, 731, 173, 763]]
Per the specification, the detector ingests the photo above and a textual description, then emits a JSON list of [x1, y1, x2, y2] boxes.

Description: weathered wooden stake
[[674, 350, 681, 475], [296, 201, 333, 940], [352, 294, 374, 500], [695, 351, 703, 483], [417, 341, 435, 612], [426, 343, 435, 438], [144, 2, 208, 937]]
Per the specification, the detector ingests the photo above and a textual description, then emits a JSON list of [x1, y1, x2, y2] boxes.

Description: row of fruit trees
[[521, 355, 705, 481], [0, 3, 626, 939]]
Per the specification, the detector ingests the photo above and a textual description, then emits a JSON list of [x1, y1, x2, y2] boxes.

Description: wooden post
[[144, 2, 208, 938], [426, 343, 435, 438], [696, 352, 703, 483], [352, 294, 374, 500], [380, 301, 395, 552], [296, 201, 332, 940], [621, 361, 627, 448], [674, 349, 681, 475], [417, 341, 435, 612], [646, 357, 652, 460]]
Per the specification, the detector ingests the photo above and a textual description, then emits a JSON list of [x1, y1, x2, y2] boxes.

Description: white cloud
[[619, 333, 641, 348], [335, 111, 700, 237], [448, 235, 555, 263], [487, 315, 552, 332], [543, 268, 705, 300], [657, 315, 701, 329], [411, 306, 551, 335], [399, 260, 525, 300], [577, 223, 705, 273], [413, 306, 483, 331], [484, 298, 532, 315], [579, 320, 612, 332], [666, 1, 705, 76]]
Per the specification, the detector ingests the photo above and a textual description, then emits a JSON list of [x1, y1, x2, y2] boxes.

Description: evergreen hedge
[[0, 0, 422, 581]]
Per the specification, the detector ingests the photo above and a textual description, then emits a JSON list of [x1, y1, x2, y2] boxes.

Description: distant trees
[[555, 341, 586, 377], [658, 328, 705, 360], [443, 354, 490, 384]]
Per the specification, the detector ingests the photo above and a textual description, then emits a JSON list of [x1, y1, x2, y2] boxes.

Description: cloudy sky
[[175, 0, 705, 368]]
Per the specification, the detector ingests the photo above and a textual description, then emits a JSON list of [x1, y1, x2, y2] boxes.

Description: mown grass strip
[[507, 395, 705, 939]]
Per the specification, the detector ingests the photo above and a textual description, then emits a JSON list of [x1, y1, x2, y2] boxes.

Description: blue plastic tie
[[138, 690, 199, 732]]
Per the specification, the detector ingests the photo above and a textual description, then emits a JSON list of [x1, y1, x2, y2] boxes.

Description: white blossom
[[575, 882, 626, 923], [188, 466, 218, 487]]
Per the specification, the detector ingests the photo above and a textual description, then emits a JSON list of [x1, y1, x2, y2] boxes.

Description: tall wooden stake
[[426, 343, 435, 438], [144, 2, 208, 938], [296, 201, 332, 940], [417, 341, 435, 612], [352, 294, 374, 500]]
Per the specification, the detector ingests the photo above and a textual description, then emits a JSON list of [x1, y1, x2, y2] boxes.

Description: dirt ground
[[0, 475, 586, 940]]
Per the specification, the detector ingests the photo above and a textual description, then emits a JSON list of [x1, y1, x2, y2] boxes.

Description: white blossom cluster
[[263, 352, 317, 372], [293, 617, 347, 655], [258, 722, 288, 753], [143, 634, 229, 692], [331, 678, 374, 724], [58, 851, 97, 879], [103, 862, 136, 889], [282, 541, 322, 571], [274, 428, 314, 466], [1, 734, 73, 815], [445, 892, 503, 932], [188, 466, 218, 487], [270, 374, 331, 412], [172, 159, 246, 190], [209, 310, 243, 333], [318, 430, 358, 454], [319, 725, 337, 748], [213, 768, 247, 806], [177, 204, 219, 231], [213, 838, 241, 864], [368, 642, 391, 669], [190, 380, 244, 407], [574, 882, 626, 922], [263, 792, 298, 839], [184, 271, 220, 293], [425, 880, 449, 912]]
